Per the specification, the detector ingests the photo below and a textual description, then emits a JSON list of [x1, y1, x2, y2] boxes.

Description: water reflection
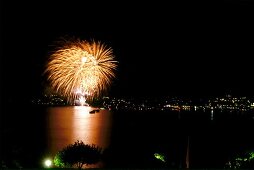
[[46, 106, 112, 159]]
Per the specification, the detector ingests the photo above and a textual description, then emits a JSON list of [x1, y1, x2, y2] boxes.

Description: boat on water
[[89, 110, 96, 114], [89, 109, 100, 114]]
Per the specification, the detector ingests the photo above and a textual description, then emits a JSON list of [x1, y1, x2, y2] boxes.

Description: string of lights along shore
[[44, 37, 118, 106]]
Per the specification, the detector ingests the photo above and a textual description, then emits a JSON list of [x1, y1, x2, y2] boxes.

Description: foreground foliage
[[225, 149, 254, 169], [54, 140, 102, 169]]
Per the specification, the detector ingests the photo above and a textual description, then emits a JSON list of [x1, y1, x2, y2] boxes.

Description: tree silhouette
[[54, 140, 102, 169]]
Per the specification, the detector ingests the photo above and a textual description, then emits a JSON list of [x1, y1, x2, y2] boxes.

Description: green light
[[249, 151, 254, 160], [154, 153, 166, 162]]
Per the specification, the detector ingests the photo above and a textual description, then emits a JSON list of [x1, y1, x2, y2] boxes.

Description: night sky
[[1, 0, 254, 103]]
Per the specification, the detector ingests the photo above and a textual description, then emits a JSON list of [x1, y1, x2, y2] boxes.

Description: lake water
[[1, 105, 254, 168], [45, 106, 112, 158]]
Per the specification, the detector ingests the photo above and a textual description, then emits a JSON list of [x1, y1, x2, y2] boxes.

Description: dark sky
[[1, 0, 254, 102]]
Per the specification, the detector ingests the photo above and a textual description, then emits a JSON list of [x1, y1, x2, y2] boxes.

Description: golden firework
[[44, 38, 117, 104]]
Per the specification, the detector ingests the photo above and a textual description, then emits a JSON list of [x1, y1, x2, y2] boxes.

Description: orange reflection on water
[[72, 106, 112, 149], [46, 106, 112, 159]]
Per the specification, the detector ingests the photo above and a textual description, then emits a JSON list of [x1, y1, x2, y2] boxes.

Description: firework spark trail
[[44, 38, 117, 104]]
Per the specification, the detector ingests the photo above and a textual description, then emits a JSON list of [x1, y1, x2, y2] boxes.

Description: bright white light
[[44, 159, 52, 167], [79, 96, 86, 106], [81, 57, 87, 63]]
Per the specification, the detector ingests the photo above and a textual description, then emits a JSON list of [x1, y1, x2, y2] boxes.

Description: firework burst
[[44, 38, 117, 104]]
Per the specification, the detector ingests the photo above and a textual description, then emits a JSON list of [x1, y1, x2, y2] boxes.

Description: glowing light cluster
[[154, 153, 166, 162], [44, 38, 117, 104]]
